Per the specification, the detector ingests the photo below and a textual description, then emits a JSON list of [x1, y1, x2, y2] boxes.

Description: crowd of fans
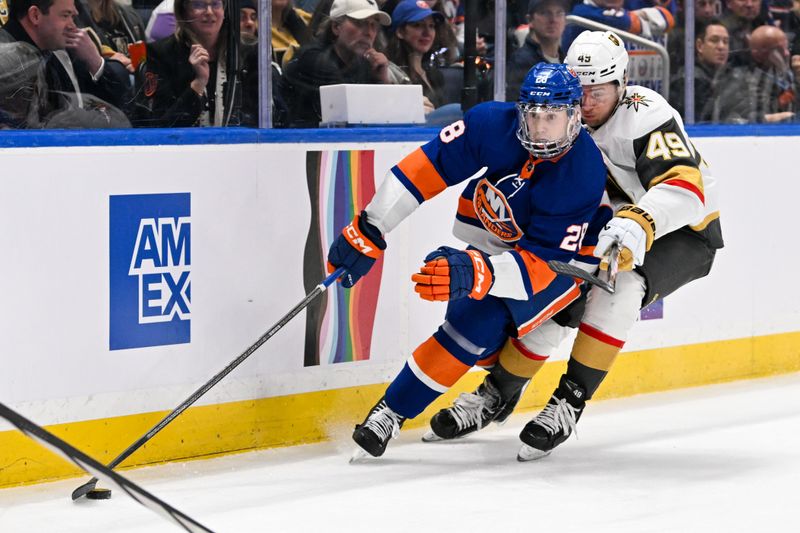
[[1, 0, 799, 129]]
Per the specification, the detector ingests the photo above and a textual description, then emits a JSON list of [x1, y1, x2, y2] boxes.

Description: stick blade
[[72, 478, 100, 501], [547, 260, 615, 294]]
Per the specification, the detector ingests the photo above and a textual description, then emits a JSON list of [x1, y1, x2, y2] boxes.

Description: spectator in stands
[[132, 0, 257, 126], [721, 0, 771, 66], [145, 0, 174, 41], [0, 0, 131, 127], [386, 0, 446, 111], [671, 18, 750, 122], [668, 0, 720, 70], [506, 0, 567, 101], [772, 1, 800, 65], [75, 0, 146, 73], [562, 0, 675, 50], [743, 23, 796, 121], [240, 0, 257, 43], [147, 0, 258, 44], [280, 0, 396, 127], [387, 0, 464, 125], [768, 0, 796, 43], [272, 0, 312, 65], [423, 0, 460, 64], [383, 0, 459, 62]]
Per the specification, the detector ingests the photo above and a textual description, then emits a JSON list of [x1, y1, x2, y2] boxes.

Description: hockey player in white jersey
[[425, 30, 724, 461]]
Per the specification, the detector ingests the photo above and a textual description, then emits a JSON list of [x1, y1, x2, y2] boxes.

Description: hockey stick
[[605, 243, 620, 291], [0, 402, 215, 533], [547, 244, 620, 294], [71, 266, 346, 501]]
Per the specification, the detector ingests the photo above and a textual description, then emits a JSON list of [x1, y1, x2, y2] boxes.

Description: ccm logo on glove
[[469, 250, 491, 297], [344, 222, 382, 258], [327, 211, 386, 288]]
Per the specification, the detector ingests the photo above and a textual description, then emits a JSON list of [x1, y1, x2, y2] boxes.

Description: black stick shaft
[[72, 267, 345, 500]]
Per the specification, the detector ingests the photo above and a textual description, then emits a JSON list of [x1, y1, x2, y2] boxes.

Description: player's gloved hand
[[412, 246, 494, 301], [633, 7, 674, 38], [327, 211, 386, 288], [594, 205, 655, 271]]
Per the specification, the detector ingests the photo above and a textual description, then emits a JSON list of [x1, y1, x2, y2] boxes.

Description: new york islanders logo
[[623, 92, 651, 111], [473, 178, 523, 242]]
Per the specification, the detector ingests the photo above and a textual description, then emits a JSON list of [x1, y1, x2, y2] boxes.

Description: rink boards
[[1, 128, 798, 487]]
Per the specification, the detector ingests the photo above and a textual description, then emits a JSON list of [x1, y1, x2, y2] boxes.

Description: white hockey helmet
[[565, 30, 629, 87]]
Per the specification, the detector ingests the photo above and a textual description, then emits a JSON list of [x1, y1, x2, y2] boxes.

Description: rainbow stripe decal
[[303, 150, 384, 366]]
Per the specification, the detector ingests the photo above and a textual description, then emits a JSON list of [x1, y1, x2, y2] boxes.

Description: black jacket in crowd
[[131, 34, 258, 128], [670, 60, 751, 124], [280, 40, 385, 128]]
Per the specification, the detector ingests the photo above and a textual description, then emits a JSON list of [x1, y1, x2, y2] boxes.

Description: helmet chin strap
[[609, 81, 627, 118], [608, 83, 625, 117]]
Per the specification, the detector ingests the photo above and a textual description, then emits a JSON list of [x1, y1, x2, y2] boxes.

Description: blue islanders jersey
[[372, 102, 609, 332]]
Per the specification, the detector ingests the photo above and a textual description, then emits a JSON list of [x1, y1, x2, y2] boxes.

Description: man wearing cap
[[281, 0, 396, 127], [506, 0, 568, 101]]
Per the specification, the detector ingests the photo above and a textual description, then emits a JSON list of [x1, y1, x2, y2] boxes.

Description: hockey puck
[[85, 488, 112, 500]]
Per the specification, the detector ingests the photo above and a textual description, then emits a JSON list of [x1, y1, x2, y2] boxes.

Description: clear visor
[[580, 84, 619, 107], [516, 104, 581, 159]]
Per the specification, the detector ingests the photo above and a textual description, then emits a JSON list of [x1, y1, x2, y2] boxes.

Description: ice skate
[[423, 375, 505, 442], [517, 376, 585, 462], [492, 382, 526, 426], [350, 397, 405, 460]]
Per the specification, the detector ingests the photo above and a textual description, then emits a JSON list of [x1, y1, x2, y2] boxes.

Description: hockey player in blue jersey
[[326, 63, 610, 459]]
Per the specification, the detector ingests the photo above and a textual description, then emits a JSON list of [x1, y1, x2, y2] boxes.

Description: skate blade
[[421, 430, 444, 442], [349, 446, 371, 464], [517, 444, 551, 462]]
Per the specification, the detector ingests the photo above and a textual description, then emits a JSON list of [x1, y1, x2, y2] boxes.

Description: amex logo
[[110, 193, 191, 350]]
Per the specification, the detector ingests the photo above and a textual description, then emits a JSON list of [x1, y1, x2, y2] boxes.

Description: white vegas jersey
[[588, 85, 722, 246]]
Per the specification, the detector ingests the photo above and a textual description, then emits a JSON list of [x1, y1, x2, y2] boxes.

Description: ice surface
[[2, 373, 800, 533]]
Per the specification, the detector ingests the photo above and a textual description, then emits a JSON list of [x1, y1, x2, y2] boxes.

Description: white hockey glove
[[633, 7, 673, 39], [594, 205, 656, 272]]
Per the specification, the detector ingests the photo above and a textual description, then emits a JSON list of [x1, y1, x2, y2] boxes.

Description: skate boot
[[423, 375, 504, 441], [351, 397, 406, 459], [517, 376, 585, 461], [492, 383, 526, 425]]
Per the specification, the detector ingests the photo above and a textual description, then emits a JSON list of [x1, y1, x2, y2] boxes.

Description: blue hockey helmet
[[516, 63, 583, 159]]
